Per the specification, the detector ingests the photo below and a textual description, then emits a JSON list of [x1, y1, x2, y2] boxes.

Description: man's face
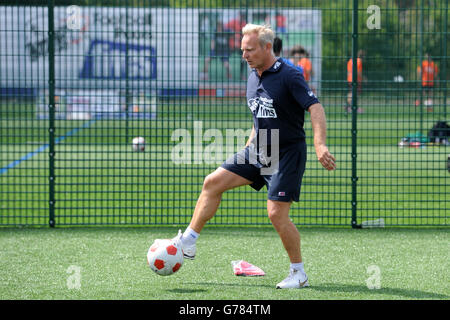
[[241, 32, 270, 70]]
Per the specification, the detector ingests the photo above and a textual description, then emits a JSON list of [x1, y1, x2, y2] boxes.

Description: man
[[346, 49, 364, 114], [174, 24, 336, 289], [273, 36, 303, 74], [417, 53, 439, 112], [289, 46, 312, 85], [275, 11, 287, 35], [298, 49, 313, 84], [224, 12, 248, 81], [201, 21, 232, 80]]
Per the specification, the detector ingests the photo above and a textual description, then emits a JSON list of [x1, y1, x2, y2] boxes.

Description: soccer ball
[[132, 136, 145, 152], [147, 239, 184, 276]]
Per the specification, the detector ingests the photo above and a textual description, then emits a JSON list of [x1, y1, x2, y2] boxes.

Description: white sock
[[290, 262, 305, 273], [182, 226, 199, 246]]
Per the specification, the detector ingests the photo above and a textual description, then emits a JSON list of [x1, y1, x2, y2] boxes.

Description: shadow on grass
[[309, 283, 449, 299], [181, 281, 275, 290], [166, 288, 209, 294], [181, 281, 448, 299]]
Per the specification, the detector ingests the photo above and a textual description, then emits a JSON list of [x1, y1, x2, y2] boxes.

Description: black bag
[[428, 121, 450, 143]]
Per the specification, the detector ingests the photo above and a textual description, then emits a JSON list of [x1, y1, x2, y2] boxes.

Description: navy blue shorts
[[221, 140, 307, 202]]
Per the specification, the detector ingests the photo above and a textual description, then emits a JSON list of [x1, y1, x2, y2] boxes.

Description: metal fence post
[[351, 0, 359, 228], [125, 5, 130, 143], [419, 0, 424, 134], [443, 0, 448, 119], [48, 0, 56, 227]]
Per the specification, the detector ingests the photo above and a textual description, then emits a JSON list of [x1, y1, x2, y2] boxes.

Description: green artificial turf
[[0, 226, 448, 300]]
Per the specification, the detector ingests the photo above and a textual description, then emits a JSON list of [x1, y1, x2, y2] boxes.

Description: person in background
[[224, 11, 248, 81], [417, 53, 439, 112], [273, 37, 303, 74], [275, 11, 287, 35], [298, 48, 313, 86], [290, 45, 313, 91], [201, 21, 232, 80], [346, 49, 365, 114]]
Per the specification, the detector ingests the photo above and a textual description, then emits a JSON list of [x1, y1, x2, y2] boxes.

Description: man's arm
[[308, 103, 336, 171]]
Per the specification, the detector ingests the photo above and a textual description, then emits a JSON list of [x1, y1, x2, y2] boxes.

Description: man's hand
[[315, 144, 336, 171], [308, 103, 336, 171]]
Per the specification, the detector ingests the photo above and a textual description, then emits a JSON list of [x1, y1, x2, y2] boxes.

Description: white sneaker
[[276, 269, 310, 289], [171, 229, 183, 245], [172, 230, 196, 260]]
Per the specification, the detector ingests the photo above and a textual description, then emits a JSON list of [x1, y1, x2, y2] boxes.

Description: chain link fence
[[0, 0, 448, 227]]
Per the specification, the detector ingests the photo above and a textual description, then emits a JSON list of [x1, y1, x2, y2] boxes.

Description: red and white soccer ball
[[132, 136, 145, 152], [147, 239, 184, 276]]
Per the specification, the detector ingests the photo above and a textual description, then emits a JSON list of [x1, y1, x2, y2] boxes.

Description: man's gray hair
[[242, 23, 275, 48]]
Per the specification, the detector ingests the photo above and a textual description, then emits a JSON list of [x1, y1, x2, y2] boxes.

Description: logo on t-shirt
[[247, 96, 277, 118]]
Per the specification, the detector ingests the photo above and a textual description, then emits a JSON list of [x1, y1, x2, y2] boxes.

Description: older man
[[174, 24, 335, 289]]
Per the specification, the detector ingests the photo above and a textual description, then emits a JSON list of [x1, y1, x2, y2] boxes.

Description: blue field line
[[0, 119, 97, 176]]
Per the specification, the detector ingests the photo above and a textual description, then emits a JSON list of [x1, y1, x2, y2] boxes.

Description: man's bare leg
[[268, 199, 309, 289], [267, 200, 302, 263], [189, 167, 252, 233]]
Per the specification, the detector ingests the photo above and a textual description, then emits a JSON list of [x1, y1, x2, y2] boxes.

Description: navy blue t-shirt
[[246, 58, 319, 149]]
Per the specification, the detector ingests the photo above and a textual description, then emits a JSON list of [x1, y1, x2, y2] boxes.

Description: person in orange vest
[[346, 50, 364, 114], [416, 53, 439, 112], [289, 46, 314, 92], [298, 49, 313, 84], [289, 45, 302, 66]]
